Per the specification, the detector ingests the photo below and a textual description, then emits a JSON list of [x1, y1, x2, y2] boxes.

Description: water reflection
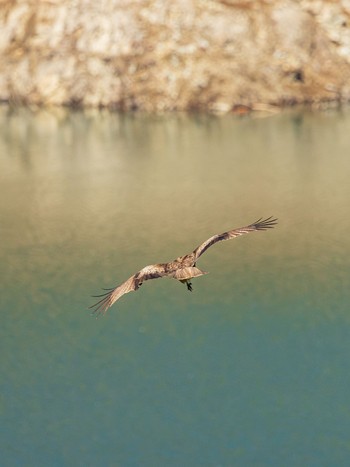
[[1, 105, 350, 466]]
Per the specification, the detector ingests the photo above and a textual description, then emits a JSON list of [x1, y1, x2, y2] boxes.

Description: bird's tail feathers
[[172, 267, 208, 280]]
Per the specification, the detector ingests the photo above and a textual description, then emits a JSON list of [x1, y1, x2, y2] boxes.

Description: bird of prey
[[89, 216, 277, 316]]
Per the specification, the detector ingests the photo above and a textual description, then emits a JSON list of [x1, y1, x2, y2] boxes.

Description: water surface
[[1, 106, 350, 466]]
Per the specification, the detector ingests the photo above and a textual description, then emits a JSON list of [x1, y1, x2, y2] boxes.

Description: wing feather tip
[[253, 216, 278, 230]]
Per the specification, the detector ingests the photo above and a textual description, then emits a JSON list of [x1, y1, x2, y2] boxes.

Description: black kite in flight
[[90, 217, 277, 316]]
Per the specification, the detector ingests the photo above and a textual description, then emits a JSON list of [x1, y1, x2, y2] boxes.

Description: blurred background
[[1, 1, 350, 466], [1, 0, 350, 112]]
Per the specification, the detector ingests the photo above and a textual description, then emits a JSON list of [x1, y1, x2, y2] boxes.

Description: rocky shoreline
[[1, 0, 350, 113]]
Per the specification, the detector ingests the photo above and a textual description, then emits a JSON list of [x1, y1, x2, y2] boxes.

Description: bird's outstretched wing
[[89, 264, 167, 316], [193, 216, 277, 260]]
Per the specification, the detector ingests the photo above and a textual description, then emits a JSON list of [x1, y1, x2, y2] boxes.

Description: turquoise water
[[1, 107, 350, 466]]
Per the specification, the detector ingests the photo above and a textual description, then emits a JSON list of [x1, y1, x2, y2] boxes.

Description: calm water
[[1, 106, 350, 466]]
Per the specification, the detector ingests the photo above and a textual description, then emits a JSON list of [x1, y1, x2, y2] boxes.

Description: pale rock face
[[1, 0, 350, 112]]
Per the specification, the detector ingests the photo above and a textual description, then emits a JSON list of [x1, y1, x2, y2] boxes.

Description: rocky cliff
[[1, 0, 350, 113]]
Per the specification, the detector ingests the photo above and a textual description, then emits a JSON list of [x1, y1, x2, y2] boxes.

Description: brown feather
[[193, 216, 277, 259], [172, 267, 208, 280], [89, 216, 277, 315], [90, 264, 169, 316]]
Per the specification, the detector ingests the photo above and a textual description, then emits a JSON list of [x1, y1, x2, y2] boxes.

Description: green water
[[1, 106, 350, 466]]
